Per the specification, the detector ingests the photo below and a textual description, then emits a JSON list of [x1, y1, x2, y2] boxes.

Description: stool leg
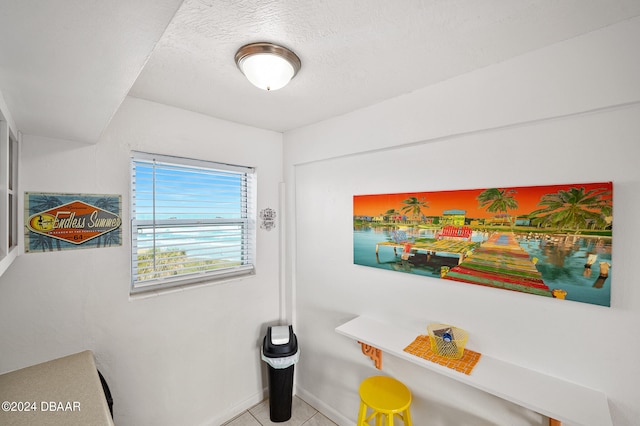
[[388, 412, 394, 426], [365, 411, 377, 425], [403, 408, 412, 426], [375, 413, 383, 426], [357, 401, 367, 426]]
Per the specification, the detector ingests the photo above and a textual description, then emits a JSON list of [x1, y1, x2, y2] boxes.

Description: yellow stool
[[357, 376, 413, 426]]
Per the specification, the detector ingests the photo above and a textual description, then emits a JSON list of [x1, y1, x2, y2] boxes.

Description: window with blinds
[[130, 152, 256, 293]]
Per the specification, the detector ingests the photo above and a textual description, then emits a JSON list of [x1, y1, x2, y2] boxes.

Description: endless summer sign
[[25, 192, 122, 252]]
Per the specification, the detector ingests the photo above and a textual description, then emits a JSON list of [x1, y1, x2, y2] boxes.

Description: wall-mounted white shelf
[[336, 316, 611, 426]]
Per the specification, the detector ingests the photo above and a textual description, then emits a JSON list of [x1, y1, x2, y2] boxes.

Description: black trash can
[[261, 325, 299, 422]]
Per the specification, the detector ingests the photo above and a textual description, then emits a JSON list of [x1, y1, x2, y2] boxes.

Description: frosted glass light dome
[[235, 43, 301, 91]]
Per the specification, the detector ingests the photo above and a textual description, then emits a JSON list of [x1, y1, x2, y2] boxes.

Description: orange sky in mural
[[353, 182, 612, 219]]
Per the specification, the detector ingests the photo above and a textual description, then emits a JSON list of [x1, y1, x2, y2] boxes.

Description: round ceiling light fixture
[[235, 42, 301, 91]]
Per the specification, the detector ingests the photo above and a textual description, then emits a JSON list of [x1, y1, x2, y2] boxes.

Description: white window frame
[[130, 151, 256, 294], [0, 112, 20, 277]]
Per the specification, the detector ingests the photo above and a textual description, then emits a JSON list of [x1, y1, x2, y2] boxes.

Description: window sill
[[0, 247, 20, 278], [129, 270, 255, 300]]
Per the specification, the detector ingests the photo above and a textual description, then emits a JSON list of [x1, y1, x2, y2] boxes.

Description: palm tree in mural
[[528, 186, 612, 232], [382, 208, 401, 224], [28, 194, 63, 251], [92, 197, 121, 247], [400, 196, 429, 224], [477, 188, 519, 226]]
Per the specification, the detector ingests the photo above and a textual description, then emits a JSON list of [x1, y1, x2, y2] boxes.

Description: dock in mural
[[442, 232, 553, 297], [375, 238, 478, 265]]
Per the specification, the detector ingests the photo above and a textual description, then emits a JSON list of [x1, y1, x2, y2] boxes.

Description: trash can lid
[[263, 325, 298, 358], [270, 326, 290, 345]]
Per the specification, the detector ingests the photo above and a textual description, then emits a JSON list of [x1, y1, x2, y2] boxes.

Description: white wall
[[285, 17, 640, 426], [0, 97, 284, 426]]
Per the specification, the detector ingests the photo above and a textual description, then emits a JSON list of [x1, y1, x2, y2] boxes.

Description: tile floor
[[222, 396, 337, 426]]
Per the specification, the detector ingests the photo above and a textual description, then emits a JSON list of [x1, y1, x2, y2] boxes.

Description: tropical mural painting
[[353, 182, 613, 307], [25, 192, 122, 252]]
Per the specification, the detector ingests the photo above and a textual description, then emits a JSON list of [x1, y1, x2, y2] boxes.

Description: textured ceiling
[[129, 0, 640, 133], [0, 0, 183, 142], [2, 0, 640, 142]]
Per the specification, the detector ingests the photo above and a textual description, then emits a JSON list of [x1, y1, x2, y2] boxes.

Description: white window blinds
[[131, 152, 256, 293]]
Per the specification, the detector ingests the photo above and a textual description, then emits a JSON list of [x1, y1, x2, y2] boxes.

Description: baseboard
[[200, 387, 267, 426], [295, 386, 352, 426]]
